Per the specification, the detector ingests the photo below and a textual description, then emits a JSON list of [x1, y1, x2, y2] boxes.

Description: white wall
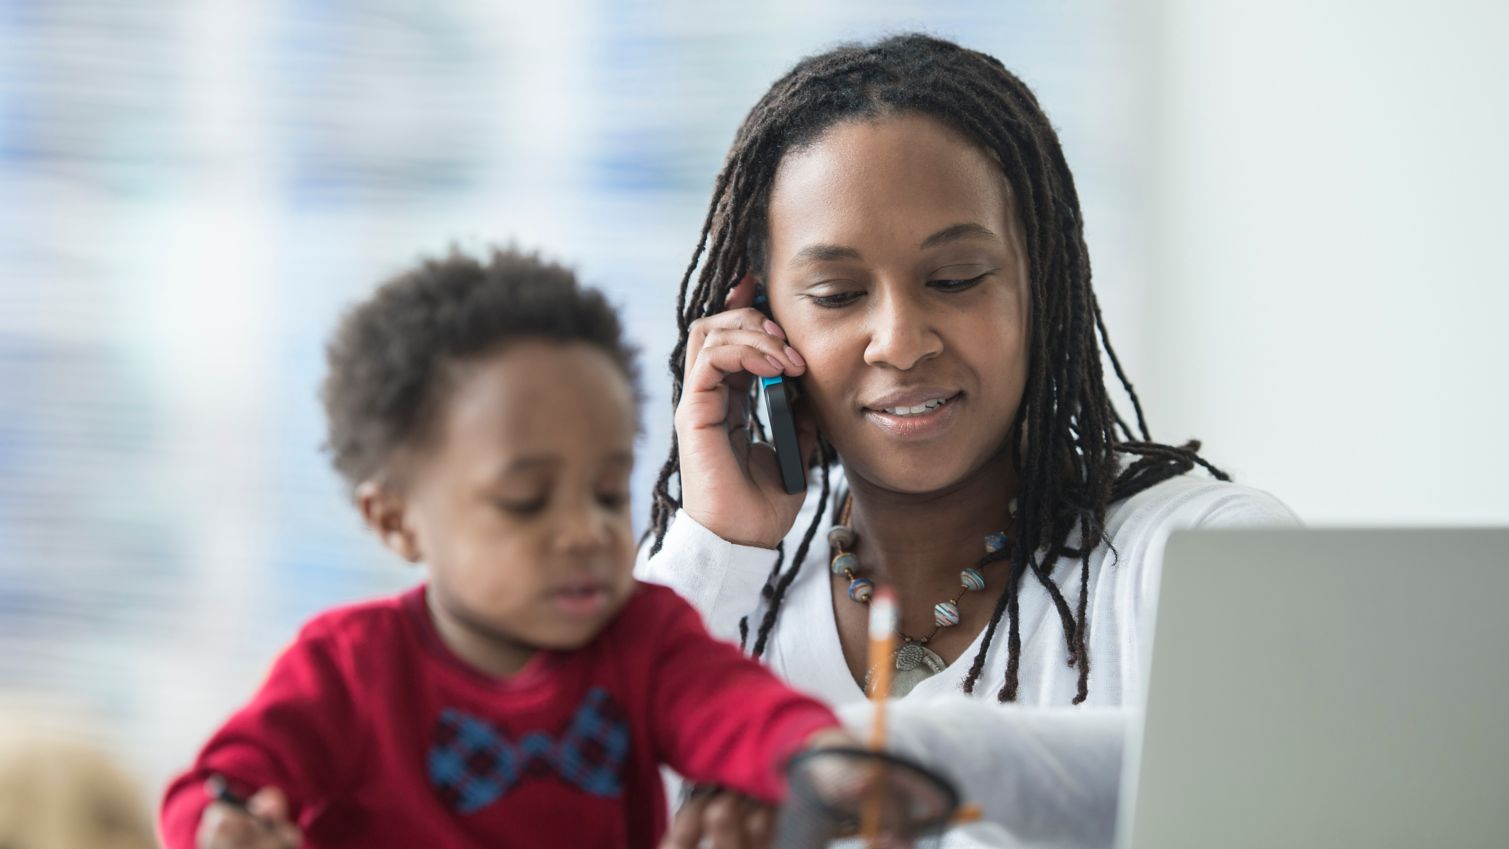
[[1141, 1, 1509, 523]]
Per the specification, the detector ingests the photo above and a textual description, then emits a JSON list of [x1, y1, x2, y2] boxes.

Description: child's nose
[[555, 500, 613, 553]]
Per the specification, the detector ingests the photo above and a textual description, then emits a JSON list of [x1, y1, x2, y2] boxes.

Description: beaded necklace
[[829, 493, 1015, 697]]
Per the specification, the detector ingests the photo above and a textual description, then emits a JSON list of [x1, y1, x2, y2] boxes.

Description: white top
[[637, 471, 1299, 847]]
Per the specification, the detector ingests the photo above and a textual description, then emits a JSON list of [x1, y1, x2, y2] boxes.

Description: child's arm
[[644, 588, 843, 804], [160, 623, 361, 849]]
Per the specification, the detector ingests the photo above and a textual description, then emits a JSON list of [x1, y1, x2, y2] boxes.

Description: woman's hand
[[659, 786, 775, 849], [196, 784, 302, 849], [676, 275, 816, 549]]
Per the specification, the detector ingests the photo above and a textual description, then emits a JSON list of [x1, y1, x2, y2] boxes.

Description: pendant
[[866, 641, 948, 698]]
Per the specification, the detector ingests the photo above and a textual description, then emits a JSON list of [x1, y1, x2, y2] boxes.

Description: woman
[[638, 33, 1295, 848]]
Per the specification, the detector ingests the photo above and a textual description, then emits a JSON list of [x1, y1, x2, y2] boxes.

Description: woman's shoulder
[[1104, 473, 1299, 544]]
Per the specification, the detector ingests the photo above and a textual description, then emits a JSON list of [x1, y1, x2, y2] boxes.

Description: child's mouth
[[551, 583, 610, 617]]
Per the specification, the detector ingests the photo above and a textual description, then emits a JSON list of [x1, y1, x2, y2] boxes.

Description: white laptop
[[1120, 528, 1509, 849]]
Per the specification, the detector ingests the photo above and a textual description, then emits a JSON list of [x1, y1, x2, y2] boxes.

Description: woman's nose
[[862, 289, 943, 371]]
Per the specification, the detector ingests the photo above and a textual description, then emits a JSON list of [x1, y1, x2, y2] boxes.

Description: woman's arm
[[835, 697, 1127, 849], [636, 508, 786, 646]]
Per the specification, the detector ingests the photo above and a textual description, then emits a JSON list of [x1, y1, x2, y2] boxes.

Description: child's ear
[[355, 480, 422, 563]]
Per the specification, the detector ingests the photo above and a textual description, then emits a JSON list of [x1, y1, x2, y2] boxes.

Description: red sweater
[[160, 582, 838, 849]]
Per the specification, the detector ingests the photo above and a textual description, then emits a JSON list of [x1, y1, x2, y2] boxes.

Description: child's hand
[[660, 785, 774, 849], [196, 783, 302, 849], [802, 727, 859, 752]]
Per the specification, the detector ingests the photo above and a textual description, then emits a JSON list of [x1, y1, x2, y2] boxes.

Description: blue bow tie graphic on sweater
[[427, 687, 630, 814]]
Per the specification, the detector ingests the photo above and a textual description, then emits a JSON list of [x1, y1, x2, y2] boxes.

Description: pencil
[[860, 587, 898, 846]]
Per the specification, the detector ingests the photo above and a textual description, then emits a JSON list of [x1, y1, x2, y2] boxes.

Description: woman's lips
[[862, 392, 963, 441]]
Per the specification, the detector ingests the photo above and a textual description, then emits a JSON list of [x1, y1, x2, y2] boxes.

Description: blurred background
[[1, 0, 1505, 837]]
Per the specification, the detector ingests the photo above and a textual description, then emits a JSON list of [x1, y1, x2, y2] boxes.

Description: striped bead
[[933, 601, 961, 627], [827, 525, 855, 550], [960, 567, 985, 592], [831, 552, 858, 576], [984, 531, 1009, 554], [847, 577, 875, 603]]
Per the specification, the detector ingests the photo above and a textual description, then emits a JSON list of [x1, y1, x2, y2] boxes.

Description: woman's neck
[[841, 451, 1019, 599]]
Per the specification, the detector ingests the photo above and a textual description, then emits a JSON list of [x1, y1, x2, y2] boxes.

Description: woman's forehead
[[766, 114, 1017, 262]]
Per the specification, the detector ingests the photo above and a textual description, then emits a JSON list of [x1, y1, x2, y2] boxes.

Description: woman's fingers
[[684, 304, 803, 384], [700, 327, 804, 376], [684, 336, 802, 399], [684, 307, 769, 377]]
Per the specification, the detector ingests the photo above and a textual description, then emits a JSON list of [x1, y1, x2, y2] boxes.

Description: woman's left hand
[[659, 786, 774, 849]]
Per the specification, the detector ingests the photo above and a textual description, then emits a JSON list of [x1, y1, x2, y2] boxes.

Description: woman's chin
[[843, 455, 976, 497]]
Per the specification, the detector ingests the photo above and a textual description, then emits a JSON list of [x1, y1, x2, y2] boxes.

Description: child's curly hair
[[321, 246, 640, 491]]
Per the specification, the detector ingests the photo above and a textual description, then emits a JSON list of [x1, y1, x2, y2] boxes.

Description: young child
[[159, 248, 845, 849]]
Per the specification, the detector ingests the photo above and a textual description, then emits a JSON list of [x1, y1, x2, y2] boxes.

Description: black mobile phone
[[753, 286, 807, 495]]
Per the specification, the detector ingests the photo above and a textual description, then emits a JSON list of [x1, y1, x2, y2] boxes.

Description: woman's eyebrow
[[790, 222, 999, 267], [919, 222, 999, 250], [790, 243, 863, 266]]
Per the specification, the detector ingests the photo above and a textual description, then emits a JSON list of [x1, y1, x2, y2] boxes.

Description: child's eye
[[928, 272, 991, 293], [597, 492, 630, 510], [493, 497, 547, 516]]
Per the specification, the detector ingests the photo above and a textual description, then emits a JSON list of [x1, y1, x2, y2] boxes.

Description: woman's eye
[[807, 291, 863, 309], [928, 272, 991, 292]]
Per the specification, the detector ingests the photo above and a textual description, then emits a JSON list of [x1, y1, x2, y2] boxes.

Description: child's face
[[378, 340, 638, 673]]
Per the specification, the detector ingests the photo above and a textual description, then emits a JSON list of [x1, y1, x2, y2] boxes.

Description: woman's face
[[763, 113, 1031, 495]]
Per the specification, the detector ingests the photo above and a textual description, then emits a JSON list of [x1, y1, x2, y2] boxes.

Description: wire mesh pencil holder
[[775, 746, 959, 849]]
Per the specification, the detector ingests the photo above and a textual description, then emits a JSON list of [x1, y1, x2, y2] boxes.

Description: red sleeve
[[642, 587, 840, 803], [158, 621, 362, 849]]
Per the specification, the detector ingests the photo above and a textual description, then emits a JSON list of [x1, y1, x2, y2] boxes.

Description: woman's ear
[[355, 479, 422, 563], [725, 273, 759, 311]]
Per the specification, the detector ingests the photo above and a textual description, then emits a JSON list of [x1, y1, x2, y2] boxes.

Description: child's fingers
[[658, 793, 708, 849], [246, 786, 290, 821], [197, 802, 284, 849], [700, 792, 747, 848], [246, 787, 302, 848], [743, 800, 774, 849], [197, 786, 300, 849]]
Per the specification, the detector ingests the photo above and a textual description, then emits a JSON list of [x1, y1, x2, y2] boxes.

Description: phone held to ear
[[753, 285, 807, 495]]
